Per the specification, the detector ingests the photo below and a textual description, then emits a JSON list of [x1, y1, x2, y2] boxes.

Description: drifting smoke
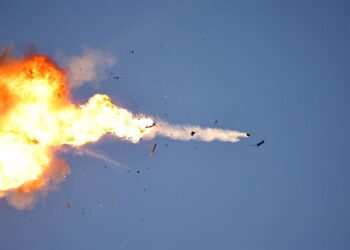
[[61, 46, 116, 88], [0, 48, 248, 209], [0, 46, 14, 65]]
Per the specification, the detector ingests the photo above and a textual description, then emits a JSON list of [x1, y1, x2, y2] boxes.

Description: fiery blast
[[0, 53, 248, 209]]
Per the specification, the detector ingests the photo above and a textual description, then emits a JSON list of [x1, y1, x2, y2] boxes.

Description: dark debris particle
[[191, 131, 196, 136], [136, 170, 140, 174], [150, 143, 157, 156]]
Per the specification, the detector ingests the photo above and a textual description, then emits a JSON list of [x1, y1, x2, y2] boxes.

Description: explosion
[[0, 52, 248, 209]]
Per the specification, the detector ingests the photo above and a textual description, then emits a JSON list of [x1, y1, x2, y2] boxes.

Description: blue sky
[[0, 0, 350, 249]]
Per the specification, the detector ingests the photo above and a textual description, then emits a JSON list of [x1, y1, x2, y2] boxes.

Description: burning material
[[0, 50, 248, 209]]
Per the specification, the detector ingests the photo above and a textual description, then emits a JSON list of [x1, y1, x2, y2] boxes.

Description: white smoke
[[149, 118, 249, 143], [62, 46, 116, 88], [74, 147, 129, 172]]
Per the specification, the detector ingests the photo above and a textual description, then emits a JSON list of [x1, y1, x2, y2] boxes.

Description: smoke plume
[[62, 46, 116, 88]]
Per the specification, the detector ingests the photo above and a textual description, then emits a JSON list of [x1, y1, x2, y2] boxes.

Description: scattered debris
[[130, 50, 134, 54], [136, 170, 140, 174], [191, 131, 196, 136], [150, 143, 157, 156], [66, 202, 71, 208], [214, 120, 218, 124]]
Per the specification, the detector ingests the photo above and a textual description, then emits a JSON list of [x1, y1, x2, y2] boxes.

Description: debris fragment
[[191, 131, 196, 136], [251, 140, 265, 147], [136, 170, 140, 174], [145, 122, 156, 129], [66, 202, 71, 208], [150, 143, 157, 156]]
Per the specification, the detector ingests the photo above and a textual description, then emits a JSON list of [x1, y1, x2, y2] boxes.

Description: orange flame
[[0, 55, 154, 204]]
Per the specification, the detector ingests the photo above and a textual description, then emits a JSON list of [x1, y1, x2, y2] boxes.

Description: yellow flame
[[0, 55, 154, 193]]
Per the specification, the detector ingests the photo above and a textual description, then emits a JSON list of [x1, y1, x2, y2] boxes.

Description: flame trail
[[0, 52, 248, 209]]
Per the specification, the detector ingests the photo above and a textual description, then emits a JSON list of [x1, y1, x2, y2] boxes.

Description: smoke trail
[[74, 147, 129, 172], [148, 118, 249, 143]]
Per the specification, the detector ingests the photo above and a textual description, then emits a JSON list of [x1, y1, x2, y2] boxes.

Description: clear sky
[[0, 0, 350, 249]]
